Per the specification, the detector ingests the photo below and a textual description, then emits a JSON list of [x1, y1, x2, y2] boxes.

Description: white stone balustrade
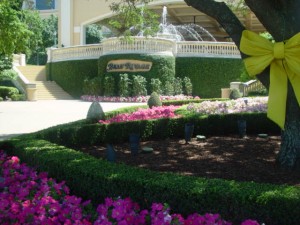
[[47, 37, 241, 63]]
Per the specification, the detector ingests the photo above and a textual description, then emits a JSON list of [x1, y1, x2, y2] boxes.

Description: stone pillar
[[26, 88, 37, 101], [230, 82, 244, 96], [221, 88, 231, 98]]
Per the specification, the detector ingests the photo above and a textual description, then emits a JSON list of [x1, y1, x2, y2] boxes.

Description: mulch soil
[[80, 135, 300, 187]]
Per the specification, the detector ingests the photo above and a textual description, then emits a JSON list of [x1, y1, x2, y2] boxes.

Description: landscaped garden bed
[[1, 97, 299, 225]]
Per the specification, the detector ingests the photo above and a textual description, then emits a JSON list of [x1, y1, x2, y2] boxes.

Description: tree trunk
[[184, 0, 300, 169]]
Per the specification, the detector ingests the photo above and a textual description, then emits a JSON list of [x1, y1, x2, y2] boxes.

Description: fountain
[[156, 6, 216, 42]]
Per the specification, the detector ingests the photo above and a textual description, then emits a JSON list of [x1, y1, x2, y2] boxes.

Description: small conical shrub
[[147, 92, 162, 108], [86, 101, 105, 122], [229, 88, 242, 100]]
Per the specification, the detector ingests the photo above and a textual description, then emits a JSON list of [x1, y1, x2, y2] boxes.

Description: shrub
[[164, 80, 174, 96], [183, 76, 193, 95], [2, 137, 298, 225], [86, 101, 105, 122], [150, 78, 162, 95], [0, 69, 17, 81], [0, 86, 19, 99], [174, 77, 183, 95], [230, 88, 242, 99], [132, 75, 147, 96], [248, 89, 268, 96], [118, 73, 131, 97], [103, 75, 115, 96], [147, 92, 162, 108], [11, 94, 26, 101], [82, 76, 102, 95]]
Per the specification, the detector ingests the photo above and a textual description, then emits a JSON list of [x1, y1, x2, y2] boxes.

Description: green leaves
[[108, 0, 159, 37]]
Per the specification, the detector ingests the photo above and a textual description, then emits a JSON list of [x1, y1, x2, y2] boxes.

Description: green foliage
[[0, 86, 19, 99], [164, 80, 174, 96], [132, 75, 147, 96], [147, 92, 162, 108], [82, 76, 102, 95], [173, 77, 183, 95], [27, 14, 58, 65], [47, 59, 98, 98], [10, 93, 26, 101], [118, 73, 131, 97], [2, 127, 298, 225], [248, 89, 268, 97], [162, 98, 226, 106], [98, 54, 175, 95], [183, 76, 193, 95], [108, 1, 159, 37], [103, 75, 115, 96], [176, 57, 244, 98], [86, 101, 105, 122], [86, 24, 103, 44], [0, 69, 17, 81], [229, 88, 242, 99], [150, 78, 162, 95], [0, 1, 32, 56], [239, 66, 252, 82], [0, 54, 13, 72]]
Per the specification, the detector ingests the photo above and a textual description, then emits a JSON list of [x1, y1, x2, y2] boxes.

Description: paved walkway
[[0, 100, 146, 141]]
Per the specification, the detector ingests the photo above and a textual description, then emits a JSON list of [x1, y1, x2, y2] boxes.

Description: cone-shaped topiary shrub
[[86, 101, 105, 122], [147, 92, 162, 108]]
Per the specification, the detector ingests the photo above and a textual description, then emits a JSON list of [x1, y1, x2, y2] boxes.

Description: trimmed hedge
[[1, 138, 299, 225], [98, 53, 176, 95], [176, 57, 244, 98], [162, 98, 228, 106], [46, 59, 98, 98], [0, 86, 19, 99], [29, 112, 280, 148]]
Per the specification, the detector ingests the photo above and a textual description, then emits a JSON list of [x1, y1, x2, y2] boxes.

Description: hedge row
[[46, 59, 98, 98], [1, 138, 299, 225], [98, 54, 176, 95], [176, 57, 244, 98], [162, 98, 228, 106], [28, 112, 280, 148]]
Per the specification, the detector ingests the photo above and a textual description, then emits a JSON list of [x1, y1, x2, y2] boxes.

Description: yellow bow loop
[[240, 30, 300, 129]]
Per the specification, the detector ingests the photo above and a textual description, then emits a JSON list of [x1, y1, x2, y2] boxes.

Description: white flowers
[[187, 97, 268, 115]]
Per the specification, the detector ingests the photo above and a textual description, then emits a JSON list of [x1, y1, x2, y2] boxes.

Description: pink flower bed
[[99, 106, 180, 124], [0, 151, 260, 224]]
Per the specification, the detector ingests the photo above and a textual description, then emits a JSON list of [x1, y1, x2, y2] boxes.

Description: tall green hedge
[[46, 56, 244, 98], [46, 59, 98, 98], [98, 53, 175, 95], [176, 57, 244, 98]]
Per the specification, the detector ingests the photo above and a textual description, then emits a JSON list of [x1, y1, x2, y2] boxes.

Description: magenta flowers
[[0, 151, 261, 224], [99, 106, 180, 124]]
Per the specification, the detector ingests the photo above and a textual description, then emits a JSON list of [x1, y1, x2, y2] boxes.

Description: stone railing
[[47, 44, 103, 62], [47, 37, 241, 63], [176, 41, 241, 58], [102, 37, 176, 55], [230, 80, 266, 96], [13, 54, 26, 66], [243, 79, 266, 96]]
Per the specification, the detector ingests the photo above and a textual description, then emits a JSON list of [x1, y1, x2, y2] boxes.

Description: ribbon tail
[[268, 62, 288, 130], [288, 73, 300, 109]]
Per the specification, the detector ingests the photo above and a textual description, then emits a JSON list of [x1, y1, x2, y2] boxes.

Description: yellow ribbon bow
[[240, 30, 300, 129]]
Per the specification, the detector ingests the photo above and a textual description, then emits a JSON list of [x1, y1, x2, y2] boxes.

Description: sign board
[[106, 60, 152, 72]]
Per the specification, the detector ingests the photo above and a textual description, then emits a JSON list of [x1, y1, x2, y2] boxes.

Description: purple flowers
[[0, 151, 261, 224], [187, 97, 268, 115], [99, 106, 180, 124]]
